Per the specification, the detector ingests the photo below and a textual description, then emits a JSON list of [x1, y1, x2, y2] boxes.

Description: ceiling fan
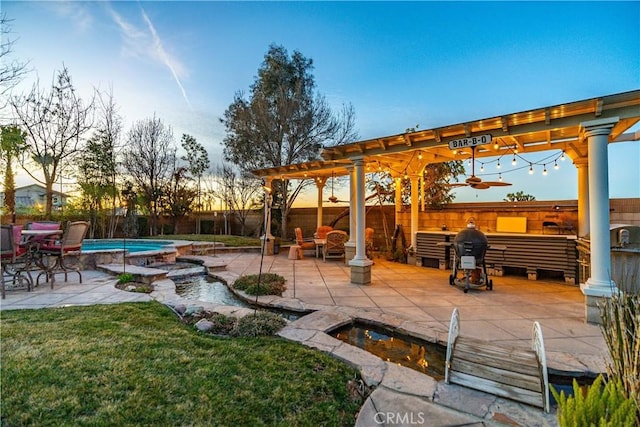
[[449, 146, 512, 189], [325, 172, 348, 203]]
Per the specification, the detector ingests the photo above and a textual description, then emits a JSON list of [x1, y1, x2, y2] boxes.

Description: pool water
[[82, 239, 172, 253], [331, 323, 446, 380], [174, 275, 249, 307]]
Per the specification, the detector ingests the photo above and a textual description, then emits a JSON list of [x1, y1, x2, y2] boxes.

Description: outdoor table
[[314, 238, 326, 258]]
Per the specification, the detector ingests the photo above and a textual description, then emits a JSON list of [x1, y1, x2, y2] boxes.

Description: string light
[[528, 164, 534, 174], [480, 163, 484, 172], [554, 160, 559, 170], [468, 159, 472, 166], [560, 151, 565, 161], [512, 156, 517, 166], [493, 142, 499, 150], [498, 173, 503, 182], [496, 159, 501, 169], [543, 165, 548, 175], [417, 151, 423, 160]]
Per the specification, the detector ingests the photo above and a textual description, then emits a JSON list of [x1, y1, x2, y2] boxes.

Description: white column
[[574, 158, 590, 238], [263, 177, 273, 239], [410, 174, 420, 250], [350, 157, 368, 263], [315, 178, 325, 229], [394, 176, 402, 213], [580, 118, 618, 297], [347, 165, 356, 245]]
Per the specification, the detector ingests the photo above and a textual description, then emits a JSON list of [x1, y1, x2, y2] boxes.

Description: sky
[[2, 1, 639, 205]]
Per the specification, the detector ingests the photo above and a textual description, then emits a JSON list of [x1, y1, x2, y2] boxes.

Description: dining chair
[[1, 224, 33, 298], [36, 221, 90, 288], [323, 230, 348, 262]]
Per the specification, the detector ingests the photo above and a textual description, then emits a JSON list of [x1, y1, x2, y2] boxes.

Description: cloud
[[107, 3, 192, 109], [46, 1, 93, 32]]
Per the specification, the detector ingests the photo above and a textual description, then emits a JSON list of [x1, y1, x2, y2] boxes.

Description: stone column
[[579, 117, 619, 324], [349, 156, 373, 284], [574, 158, 590, 238]]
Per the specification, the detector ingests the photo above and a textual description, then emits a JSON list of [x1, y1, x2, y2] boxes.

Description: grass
[[1, 302, 362, 426], [146, 234, 262, 247]]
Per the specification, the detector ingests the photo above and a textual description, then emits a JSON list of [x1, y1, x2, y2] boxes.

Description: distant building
[[0, 184, 68, 212]]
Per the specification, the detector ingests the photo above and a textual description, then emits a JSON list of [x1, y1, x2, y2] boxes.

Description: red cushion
[[12, 225, 23, 245], [30, 222, 60, 231]]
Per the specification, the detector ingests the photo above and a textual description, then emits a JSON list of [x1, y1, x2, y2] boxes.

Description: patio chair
[[24, 221, 62, 244], [314, 225, 333, 239], [294, 227, 316, 255], [1, 224, 33, 298], [36, 221, 89, 288], [323, 230, 348, 262], [365, 227, 374, 259]]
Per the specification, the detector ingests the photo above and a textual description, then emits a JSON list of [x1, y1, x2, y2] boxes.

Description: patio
[[0, 251, 608, 376]]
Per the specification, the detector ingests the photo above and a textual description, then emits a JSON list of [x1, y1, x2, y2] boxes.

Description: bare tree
[[121, 115, 176, 236], [163, 163, 197, 234], [210, 163, 261, 236], [10, 66, 94, 218], [76, 88, 122, 238], [0, 13, 29, 98]]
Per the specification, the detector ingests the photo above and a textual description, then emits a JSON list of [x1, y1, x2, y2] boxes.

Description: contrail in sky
[[108, 4, 192, 110], [139, 7, 193, 110]]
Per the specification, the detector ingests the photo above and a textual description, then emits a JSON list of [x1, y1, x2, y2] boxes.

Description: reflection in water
[[332, 324, 446, 380], [175, 275, 249, 307]]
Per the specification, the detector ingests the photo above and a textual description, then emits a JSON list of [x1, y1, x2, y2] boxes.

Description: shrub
[[233, 273, 286, 296], [231, 311, 287, 337], [600, 291, 640, 422], [552, 375, 637, 427], [117, 273, 135, 284]]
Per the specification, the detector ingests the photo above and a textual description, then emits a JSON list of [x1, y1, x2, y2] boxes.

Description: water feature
[[174, 274, 249, 308], [82, 239, 174, 253], [331, 322, 446, 380]]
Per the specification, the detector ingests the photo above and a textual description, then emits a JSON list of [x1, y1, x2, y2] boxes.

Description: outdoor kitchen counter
[[416, 230, 578, 283]]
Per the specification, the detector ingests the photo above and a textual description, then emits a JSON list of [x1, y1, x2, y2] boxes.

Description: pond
[[330, 322, 446, 380]]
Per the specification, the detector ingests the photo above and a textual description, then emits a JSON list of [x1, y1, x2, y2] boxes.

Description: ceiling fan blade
[[485, 181, 513, 187], [466, 175, 482, 184], [469, 182, 491, 190], [447, 183, 469, 188]]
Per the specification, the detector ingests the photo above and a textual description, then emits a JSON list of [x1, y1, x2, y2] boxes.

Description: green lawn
[[1, 302, 362, 426], [148, 234, 263, 247]]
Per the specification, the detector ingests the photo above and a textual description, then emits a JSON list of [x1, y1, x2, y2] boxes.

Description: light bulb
[[418, 152, 423, 160], [554, 160, 559, 170], [543, 165, 548, 175], [493, 143, 499, 150], [480, 163, 484, 172], [496, 160, 501, 169], [498, 173, 503, 182], [561, 151, 565, 161], [528, 164, 534, 174], [512, 156, 517, 166]]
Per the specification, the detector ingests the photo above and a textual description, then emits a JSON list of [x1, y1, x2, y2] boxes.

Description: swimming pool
[[82, 239, 175, 253]]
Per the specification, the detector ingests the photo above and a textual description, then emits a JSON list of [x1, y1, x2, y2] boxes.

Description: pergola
[[252, 90, 640, 312]]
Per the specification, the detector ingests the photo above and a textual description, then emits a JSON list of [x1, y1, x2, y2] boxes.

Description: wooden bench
[[445, 308, 550, 412]]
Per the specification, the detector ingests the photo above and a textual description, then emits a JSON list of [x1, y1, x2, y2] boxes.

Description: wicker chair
[[36, 221, 89, 288], [314, 225, 333, 239], [1, 224, 34, 298], [323, 230, 348, 262]]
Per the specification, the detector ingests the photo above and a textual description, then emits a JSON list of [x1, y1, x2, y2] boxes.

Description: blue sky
[[3, 1, 639, 204]]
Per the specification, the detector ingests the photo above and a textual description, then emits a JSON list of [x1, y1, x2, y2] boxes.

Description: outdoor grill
[[448, 219, 493, 293]]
